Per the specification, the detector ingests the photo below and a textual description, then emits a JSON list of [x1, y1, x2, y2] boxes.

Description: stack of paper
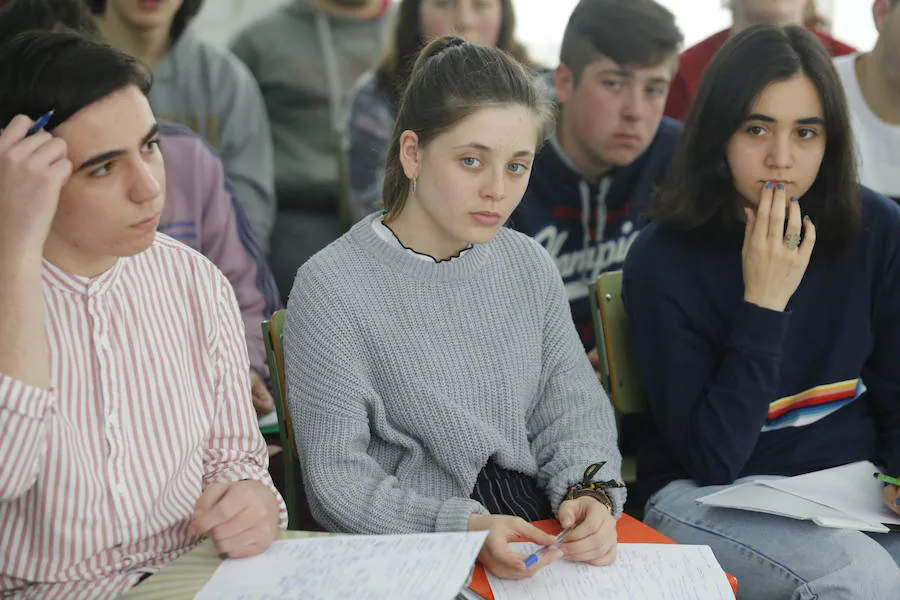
[[194, 531, 488, 600], [257, 411, 278, 429], [697, 461, 900, 532], [487, 544, 734, 600]]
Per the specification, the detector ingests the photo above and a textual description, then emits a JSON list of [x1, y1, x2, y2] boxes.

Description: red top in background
[[665, 27, 857, 121]]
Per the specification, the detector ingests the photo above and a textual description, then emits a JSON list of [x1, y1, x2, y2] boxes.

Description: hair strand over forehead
[[0, 29, 152, 131]]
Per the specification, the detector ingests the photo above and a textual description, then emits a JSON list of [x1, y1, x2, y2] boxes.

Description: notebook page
[[194, 531, 488, 600], [487, 543, 733, 600]]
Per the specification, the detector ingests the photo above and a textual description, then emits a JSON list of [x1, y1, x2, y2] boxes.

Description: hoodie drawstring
[[315, 13, 347, 152], [579, 181, 591, 250], [596, 177, 611, 246]]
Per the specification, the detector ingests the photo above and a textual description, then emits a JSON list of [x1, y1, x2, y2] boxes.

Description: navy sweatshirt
[[511, 118, 681, 347], [623, 187, 900, 502]]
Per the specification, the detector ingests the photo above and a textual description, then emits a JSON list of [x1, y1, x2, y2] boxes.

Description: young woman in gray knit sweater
[[284, 36, 624, 580]]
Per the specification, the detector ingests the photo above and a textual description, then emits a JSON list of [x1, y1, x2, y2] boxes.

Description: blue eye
[[601, 80, 623, 91], [461, 157, 481, 168], [508, 163, 528, 175]]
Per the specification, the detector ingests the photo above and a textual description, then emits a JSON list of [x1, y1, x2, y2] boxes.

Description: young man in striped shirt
[[0, 31, 286, 598]]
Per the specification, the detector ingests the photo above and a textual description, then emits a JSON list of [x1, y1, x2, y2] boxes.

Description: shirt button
[[108, 412, 119, 427]]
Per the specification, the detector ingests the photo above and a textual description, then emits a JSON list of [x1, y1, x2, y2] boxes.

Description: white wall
[[192, 0, 878, 59]]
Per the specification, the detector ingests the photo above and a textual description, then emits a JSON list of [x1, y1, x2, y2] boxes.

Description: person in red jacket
[[665, 0, 856, 120]]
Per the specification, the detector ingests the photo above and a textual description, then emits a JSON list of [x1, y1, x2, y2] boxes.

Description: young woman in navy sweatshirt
[[624, 24, 900, 599]]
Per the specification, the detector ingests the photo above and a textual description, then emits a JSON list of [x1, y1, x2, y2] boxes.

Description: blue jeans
[[645, 477, 900, 599]]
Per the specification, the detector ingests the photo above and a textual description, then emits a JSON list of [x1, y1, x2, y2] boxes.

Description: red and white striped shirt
[[0, 234, 287, 599]]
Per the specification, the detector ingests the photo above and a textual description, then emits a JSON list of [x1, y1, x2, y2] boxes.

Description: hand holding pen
[[876, 472, 900, 517], [26, 109, 54, 137], [524, 526, 573, 567], [467, 514, 561, 580], [0, 110, 70, 255], [555, 494, 619, 567]]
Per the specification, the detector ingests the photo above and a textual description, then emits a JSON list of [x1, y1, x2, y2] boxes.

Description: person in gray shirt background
[[231, 0, 393, 302]]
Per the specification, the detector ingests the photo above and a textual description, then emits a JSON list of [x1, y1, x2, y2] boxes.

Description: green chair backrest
[[588, 271, 647, 415], [262, 309, 301, 528]]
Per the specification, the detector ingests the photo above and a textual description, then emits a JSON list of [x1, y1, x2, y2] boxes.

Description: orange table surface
[[468, 514, 738, 598]]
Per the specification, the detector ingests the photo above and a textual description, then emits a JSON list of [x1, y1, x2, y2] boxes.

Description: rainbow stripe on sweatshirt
[[762, 379, 865, 432]]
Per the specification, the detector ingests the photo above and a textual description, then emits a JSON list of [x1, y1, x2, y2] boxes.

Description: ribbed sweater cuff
[[435, 497, 489, 533]]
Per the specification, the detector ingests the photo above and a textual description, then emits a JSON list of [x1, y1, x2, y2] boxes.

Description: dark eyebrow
[[75, 122, 160, 172], [596, 68, 634, 78], [744, 113, 825, 126], [453, 142, 534, 158]]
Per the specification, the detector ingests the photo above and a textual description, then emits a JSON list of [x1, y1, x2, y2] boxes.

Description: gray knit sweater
[[284, 214, 625, 535]]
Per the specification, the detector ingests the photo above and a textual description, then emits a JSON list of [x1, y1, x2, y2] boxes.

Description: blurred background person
[[834, 0, 900, 203], [89, 0, 277, 253], [231, 0, 394, 303], [344, 0, 535, 223], [665, 0, 857, 120]]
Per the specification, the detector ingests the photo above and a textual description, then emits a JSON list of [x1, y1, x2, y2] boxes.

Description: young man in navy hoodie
[[512, 0, 683, 352]]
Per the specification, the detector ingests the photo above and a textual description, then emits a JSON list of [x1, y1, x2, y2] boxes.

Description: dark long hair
[[86, 0, 203, 42], [374, 0, 533, 107], [0, 30, 152, 131], [0, 0, 99, 39], [651, 24, 860, 259], [382, 37, 552, 219]]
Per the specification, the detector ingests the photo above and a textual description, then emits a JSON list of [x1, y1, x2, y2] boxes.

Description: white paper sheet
[[696, 481, 888, 532], [257, 411, 278, 429], [194, 531, 488, 600], [487, 543, 733, 600], [695, 461, 900, 532], [761, 461, 900, 529]]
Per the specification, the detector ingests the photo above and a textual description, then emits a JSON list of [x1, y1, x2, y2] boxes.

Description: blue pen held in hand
[[26, 109, 54, 137], [524, 526, 573, 568]]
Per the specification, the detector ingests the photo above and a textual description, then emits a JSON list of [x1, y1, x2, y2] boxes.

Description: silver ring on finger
[[784, 232, 801, 251]]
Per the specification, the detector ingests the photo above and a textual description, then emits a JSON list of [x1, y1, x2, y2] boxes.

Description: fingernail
[[790, 196, 798, 202], [804, 215, 812, 223], [218, 552, 229, 560], [765, 182, 773, 189], [776, 183, 785, 191]]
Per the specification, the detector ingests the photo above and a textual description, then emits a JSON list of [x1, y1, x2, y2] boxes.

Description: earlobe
[[398, 130, 421, 180], [554, 64, 574, 104]]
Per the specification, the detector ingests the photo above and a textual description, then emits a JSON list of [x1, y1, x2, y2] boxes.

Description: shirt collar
[[42, 257, 126, 297]]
